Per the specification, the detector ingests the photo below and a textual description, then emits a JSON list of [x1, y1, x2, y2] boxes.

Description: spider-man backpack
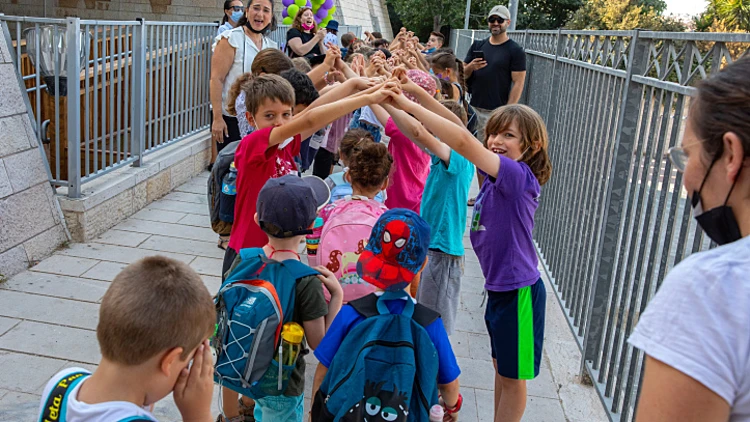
[[312, 290, 440, 421], [318, 197, 388, 303]]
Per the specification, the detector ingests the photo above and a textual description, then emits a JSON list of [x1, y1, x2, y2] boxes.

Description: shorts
[[473, 106, 494, 146], [222, 246, 238, 281], [211, 114, 241, 152], [254, 393, 304, 422], [416, 249, 463, 335], [485, 278, 546, 379]]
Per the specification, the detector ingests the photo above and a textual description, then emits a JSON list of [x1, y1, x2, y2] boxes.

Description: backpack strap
[[280, 259, 320, 280], [118, 418, 154, 422], [39, 370, 91, 422], [349, 293, 440, 328]]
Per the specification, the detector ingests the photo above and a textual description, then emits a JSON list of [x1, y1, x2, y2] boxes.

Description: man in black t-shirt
[[463, 4, 527, 204]]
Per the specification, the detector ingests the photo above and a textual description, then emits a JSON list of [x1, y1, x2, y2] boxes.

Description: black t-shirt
[[464, 38, 526, 109], [286, 27, 321, 58]]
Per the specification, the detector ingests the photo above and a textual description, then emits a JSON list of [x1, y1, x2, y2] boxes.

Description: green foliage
[[387, 0, 466, 36], [566, 0, 686, 30], [695, 0, 750, 31]]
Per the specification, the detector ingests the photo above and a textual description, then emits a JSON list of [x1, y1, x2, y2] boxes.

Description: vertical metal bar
[[54, 24, 61, 181], [100, 25, 107, 170], [84, 24, 91, 177], [34, 23, 43, 165], [123, 25, 130, 160], [166, 25, 173, 144], [581, 30, 648, 374], [159, 24, 166, 149], [116, 25, 123, 163], [92, 25, 99, 173], [132, 19, 146, 166], [147, 24, 154, 151], [66, 18, 82, 198], [109, 24, 116, 167]]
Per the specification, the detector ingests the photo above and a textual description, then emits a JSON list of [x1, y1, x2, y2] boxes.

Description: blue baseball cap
[[257, 175, 330, 238], [326, 20, 339, 32], [357, 209, 431, 291]]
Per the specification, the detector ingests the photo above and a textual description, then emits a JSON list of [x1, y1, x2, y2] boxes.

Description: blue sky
[[665, 0, 707, 16]]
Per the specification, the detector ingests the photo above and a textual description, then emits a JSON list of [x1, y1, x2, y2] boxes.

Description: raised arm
[[307, 45, 340, 90], [303, 77, 378, 112], [376, 103, 450, 162], [389, 91, 499, 177], [393, 68, 465, 128]]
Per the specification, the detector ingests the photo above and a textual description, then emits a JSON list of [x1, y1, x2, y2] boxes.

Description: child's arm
[[368, 103, 391, 128], [438, 379, 461, 421], [378, 103, 452, 163], [315, 266, 343, 330], [388, 91, 500, 177], [307, 47, 339, 91], [311, 363, 328, 403], [303, 77, 379, 114], [270, 83, 391, 145], [393, 67, 466, 129]]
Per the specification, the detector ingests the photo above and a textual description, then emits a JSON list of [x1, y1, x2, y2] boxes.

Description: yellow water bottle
[[277, 322, 304, 366]]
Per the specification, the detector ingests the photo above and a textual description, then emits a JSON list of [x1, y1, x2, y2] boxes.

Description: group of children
[[39, 24, 552, 422]]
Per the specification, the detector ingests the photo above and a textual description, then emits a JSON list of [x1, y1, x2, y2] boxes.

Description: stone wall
[[0, 0, 392, 38], [0, 29, 70, 278]]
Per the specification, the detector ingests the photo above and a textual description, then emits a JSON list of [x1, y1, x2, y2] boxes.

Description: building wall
[[0, 28, 69, 279], [0, 0, 392, 38]]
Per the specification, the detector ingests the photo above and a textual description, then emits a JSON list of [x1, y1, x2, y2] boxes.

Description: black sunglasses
[[488, 16, 506, 24], [230, 5, 244, 11]]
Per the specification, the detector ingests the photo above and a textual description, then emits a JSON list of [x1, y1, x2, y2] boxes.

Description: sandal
[[467, 197, 477, 206], [218, 236, 230, 251], [239, 396, 256, 422]]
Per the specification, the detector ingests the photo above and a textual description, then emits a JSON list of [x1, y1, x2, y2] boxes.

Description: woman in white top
[[217, 0, 244, 36], [209, 0, 277, 165], [629, 56, 750, 421]]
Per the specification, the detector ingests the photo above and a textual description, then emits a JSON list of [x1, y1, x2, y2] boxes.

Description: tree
[[566, 0, 686, 30], [387, 0, 465, 35], [695, 0, 750, 31]]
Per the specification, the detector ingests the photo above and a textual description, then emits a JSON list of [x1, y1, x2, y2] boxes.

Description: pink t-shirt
[[384, 118, 431, 213]]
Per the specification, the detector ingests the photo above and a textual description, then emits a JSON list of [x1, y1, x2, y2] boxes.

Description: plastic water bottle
[[219, 162, 237, 223], [430, 404, 444, 421], [276, 322, 304, 366]]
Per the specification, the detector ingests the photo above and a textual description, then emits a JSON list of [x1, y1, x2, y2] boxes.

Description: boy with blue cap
[[310, 209, 463, 421]]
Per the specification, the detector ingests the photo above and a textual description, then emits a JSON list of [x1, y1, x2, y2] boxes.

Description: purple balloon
[[282, 8, 289, 17], [315, 8, 328, 20], [323, 0, 333, 9], [282, 0, 294, 6], [306, 0, 312, 8]]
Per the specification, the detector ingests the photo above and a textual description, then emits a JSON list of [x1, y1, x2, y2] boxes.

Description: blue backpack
[[311, 291, 440, 421], [213, 248, 319, 399]]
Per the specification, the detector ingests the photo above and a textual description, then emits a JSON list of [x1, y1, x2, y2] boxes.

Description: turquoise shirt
[[420, 149, 475, 256]]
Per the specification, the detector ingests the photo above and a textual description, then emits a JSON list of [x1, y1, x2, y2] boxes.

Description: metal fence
[[1, 15, 216, 198], [1, 15, 363, 198], [451, 28, 750, 421]]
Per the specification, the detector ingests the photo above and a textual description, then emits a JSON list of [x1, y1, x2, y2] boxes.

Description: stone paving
[[0, 172, 606, 421]]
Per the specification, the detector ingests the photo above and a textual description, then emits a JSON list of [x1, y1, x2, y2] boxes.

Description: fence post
[[580, 30, 649, 373], [66, 17, 82, 199], [544, 29, 565, 137], [131, 18, 146, 167]]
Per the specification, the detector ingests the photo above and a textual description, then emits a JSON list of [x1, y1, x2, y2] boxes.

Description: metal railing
[[452, 28, 750, 421], [267, 24, 363, 51], [1, 15, 216, 198]]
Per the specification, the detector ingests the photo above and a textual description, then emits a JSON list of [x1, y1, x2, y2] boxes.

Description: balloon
[[306, 0, 312, 8], [312, 3, 320, 11], [323, 0, 333, 9], [283, 16, 293, 25], [287, 4, 299, 18], [294, 0, 306, 6], [315, 8, 328, 20], [328, 5, 336, 15], [282, 0, 294, 6]]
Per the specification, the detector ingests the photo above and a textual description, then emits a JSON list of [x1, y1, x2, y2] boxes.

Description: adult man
[[463, 4, 527, 205], [423, 31, 445, 54]]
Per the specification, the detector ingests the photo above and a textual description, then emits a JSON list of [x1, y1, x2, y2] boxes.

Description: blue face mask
[[231, 10, 243, 22]]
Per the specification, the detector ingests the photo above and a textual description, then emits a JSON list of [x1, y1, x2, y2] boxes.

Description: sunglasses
[[488, 16, 506, 24], [230, 5, 244, 11]]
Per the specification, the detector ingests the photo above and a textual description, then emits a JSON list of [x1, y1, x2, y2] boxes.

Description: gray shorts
[[473, 106, 494, 146], [416, 250, 464, 335]]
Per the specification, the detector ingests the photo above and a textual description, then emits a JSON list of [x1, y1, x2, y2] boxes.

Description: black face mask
[[246, 22, 269, 34], [691, 158, 743, 246]]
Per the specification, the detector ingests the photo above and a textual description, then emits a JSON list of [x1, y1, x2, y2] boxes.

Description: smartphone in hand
[[473, 50, 485, 60]]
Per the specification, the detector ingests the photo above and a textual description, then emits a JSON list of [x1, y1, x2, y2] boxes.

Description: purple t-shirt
[[470, 154, 540, 292]]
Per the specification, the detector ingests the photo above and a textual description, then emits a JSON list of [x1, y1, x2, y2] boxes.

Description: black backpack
[[207, 140, 240, 236]]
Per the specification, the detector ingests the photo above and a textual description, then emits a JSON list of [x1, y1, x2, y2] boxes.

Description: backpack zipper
[[325, 340, 429, 411]]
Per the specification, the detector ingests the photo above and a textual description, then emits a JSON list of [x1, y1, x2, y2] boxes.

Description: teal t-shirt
[[420, 149, 475, 256]]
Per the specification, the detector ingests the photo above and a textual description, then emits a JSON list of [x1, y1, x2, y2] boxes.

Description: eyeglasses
[[666, 146, 688, 172], [488, 16, 506, 24], [230, 5, 244, 11]]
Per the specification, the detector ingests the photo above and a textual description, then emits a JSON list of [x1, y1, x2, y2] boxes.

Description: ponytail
[[221, 0, 232, 25], [456, 58, 468, 114], [227, 72, 254, 116]]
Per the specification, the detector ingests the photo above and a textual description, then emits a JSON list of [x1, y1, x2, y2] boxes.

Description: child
[[222, 74, 394, 279], [218, 174, 344, 422], [325, 128, 386, 203], [372, 94, 474, 335], [306, 141, 392, 301], [385, 88, 552, 422], [310, 210, 462, 421], [38, 257, 215, 421], [431, 51, 478, 136]]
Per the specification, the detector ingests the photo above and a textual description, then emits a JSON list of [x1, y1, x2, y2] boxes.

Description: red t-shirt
[[228, 127, 301, 251]]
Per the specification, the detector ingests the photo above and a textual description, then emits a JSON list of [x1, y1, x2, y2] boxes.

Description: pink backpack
[[319, 197, 388, 302]]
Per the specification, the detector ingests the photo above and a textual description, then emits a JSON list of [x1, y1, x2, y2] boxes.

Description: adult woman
[[629, 56, 750, 421], [217, 0, 244, 36], [209, 0, 277, 166], [286, 7, 327, 58]]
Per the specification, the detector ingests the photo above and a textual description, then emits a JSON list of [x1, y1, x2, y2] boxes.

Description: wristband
[[442, 393, 463, 414]]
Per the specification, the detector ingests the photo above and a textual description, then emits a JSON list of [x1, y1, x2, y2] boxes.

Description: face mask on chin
[[301, 22, 315, 31], [691, 158, 743, 246]]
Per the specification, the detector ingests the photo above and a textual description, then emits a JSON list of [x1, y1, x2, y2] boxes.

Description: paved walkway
[[0, 172, 605, 421]]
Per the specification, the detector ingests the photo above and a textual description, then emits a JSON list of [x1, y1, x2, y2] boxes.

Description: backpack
[[318, 197, 388, 302], [39, 370, 152, 422], [213, 248, 319, 399], [311, 291, 440, 421], [208, 140, 240, 236], [453, 82, 479, 137]]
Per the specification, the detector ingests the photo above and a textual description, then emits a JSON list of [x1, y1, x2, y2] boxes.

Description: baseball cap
[[257, 175, 330, 238], [356, 209, 431, 292], [326, 20, 339, 32], [488, 5, 511, 20]]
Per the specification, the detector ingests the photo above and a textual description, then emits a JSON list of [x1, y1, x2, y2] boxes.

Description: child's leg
[[221, 388, 240, 419], [494, 375, 527, 422], [415, 250, 462, 335]]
